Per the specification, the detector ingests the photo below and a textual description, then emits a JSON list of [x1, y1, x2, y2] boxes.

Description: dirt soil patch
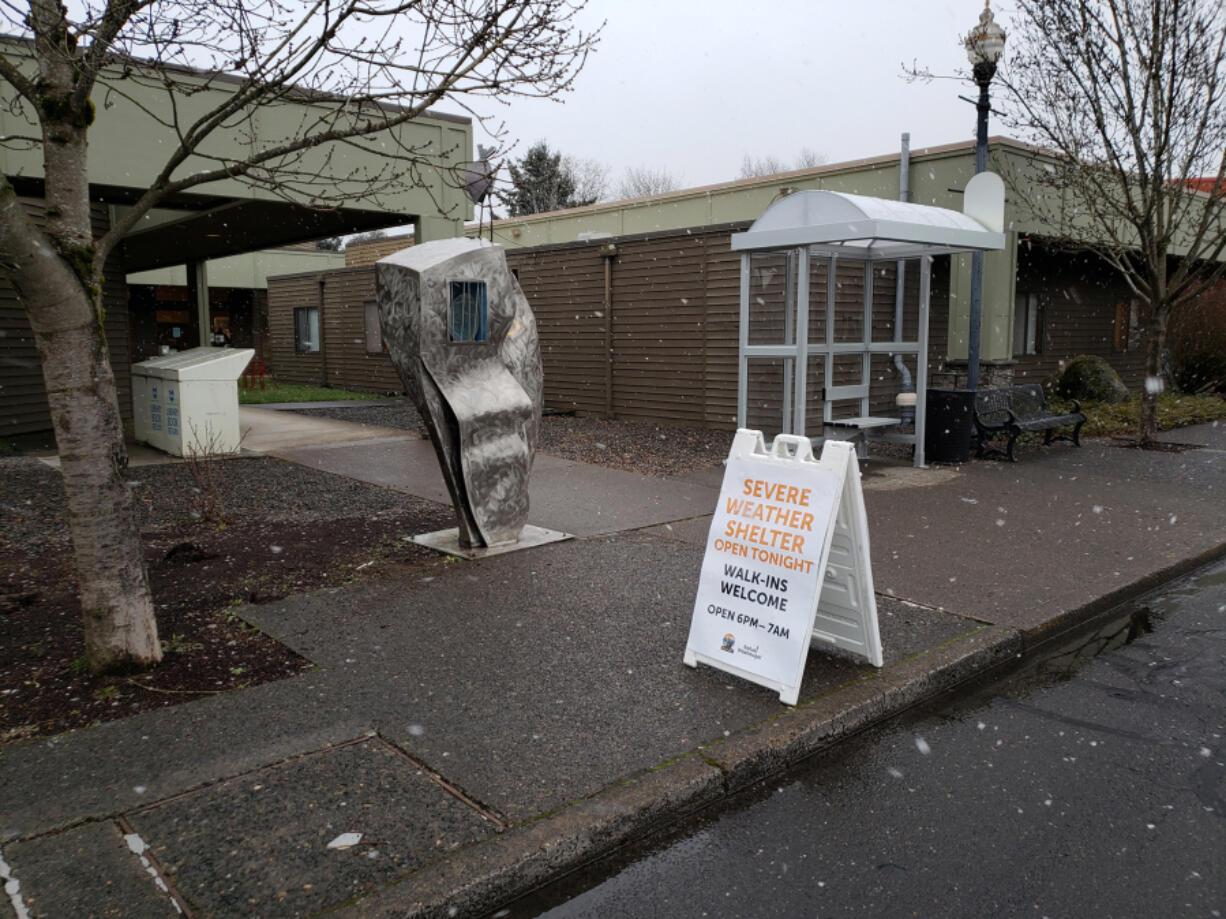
[[1, 455, 454, 745]]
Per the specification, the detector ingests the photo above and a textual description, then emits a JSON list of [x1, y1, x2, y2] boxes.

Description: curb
[[347, 623, 1021, 918], [1018, 541, 1226, 653]]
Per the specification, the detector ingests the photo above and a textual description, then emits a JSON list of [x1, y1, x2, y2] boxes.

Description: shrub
[[1055, 355, 1130, 403]]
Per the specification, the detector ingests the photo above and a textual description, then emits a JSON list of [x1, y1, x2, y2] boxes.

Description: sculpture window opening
[[450, 281, 488, 342]]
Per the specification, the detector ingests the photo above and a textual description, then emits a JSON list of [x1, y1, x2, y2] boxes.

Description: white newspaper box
[[131, 347, 254, 456], [685, 430, 883, 705]]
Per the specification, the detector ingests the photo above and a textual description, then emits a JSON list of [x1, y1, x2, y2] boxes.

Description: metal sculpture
[[377, 238, 543, 548]]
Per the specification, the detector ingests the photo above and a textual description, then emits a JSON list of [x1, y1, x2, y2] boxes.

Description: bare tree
[[999, 0, 1226, 441], [738, 147, 828, 179], [0, 0, 598, 672], [616, 165, 681, 199], [794, 147, 828, 169], [563, 154, 610, 204]]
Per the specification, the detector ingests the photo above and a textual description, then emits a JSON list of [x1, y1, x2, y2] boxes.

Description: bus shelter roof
[[730, 187, 1006, 261]]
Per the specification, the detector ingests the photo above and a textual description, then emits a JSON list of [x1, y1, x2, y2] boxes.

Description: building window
[[364, 300, 384, 353], [1113, 300, 1140, 352], [294, 307, 320, 353], [1013, 291, 1041, 356], [449, 280, 488, 342]]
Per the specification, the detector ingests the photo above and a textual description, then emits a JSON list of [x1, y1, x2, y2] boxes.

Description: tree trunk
[[1138, 309, 1168, 444], [0, 182, 161, 672]]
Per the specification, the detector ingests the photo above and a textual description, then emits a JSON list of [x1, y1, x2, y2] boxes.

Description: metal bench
[[973, 383, 1087, 462]]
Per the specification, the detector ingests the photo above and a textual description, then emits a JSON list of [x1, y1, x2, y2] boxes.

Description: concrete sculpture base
[[412, 525, 571, 560]]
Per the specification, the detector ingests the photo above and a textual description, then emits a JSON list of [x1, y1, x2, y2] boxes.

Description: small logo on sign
[[721, 633, 735, 653]]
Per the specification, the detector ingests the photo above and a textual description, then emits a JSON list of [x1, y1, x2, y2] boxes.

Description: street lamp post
[[964, 1, 1005, 391]]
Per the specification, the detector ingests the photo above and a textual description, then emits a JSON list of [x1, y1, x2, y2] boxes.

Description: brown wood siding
[[319, 269, 402, 392], [344, 237, 414, 268], [509, 245, 609, 414], [266, 268, 404, 393], [508, 227, 751, 428], [261, 229, 955, 432], [266, 272, 324, 386], [1, 198, 130, 436], [608, 235, 710, 425], [1013, 242, 1146, 388], [701, 240, 742, 428], [507, 232, 953, 432]]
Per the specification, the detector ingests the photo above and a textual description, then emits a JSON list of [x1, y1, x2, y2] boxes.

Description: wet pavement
[[2, 413, 1225, 918], [508, 558, 1226, 918]]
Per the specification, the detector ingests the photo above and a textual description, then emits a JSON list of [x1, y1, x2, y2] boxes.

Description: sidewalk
[[2, 413, 1224, 918]]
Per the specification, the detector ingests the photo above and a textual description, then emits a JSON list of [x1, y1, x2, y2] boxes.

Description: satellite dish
[[464, 144, 497, 205]]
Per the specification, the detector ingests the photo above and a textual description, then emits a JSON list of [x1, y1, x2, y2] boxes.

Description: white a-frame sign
[[684, 429, 882, 705]]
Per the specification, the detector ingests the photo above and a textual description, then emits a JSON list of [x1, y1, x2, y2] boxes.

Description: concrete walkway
[[3, 412, 1224, 918]]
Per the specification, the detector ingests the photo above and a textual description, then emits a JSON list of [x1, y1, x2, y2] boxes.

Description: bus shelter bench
[[822, 416, 901, 458], [973, 383, 1086, 462]]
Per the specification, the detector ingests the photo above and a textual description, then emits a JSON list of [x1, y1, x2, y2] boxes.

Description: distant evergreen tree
[[499, 141, 598, 215]]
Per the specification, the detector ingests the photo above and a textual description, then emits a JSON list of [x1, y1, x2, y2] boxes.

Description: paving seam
[[114, 814, 197, 918], [343, 623, 1022, 918], [1, 732, 381, 847], [876, 591, 995, 624], [374, 735, 510, 830]]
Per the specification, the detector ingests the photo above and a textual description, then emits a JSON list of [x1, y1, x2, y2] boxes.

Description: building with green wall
[[478, 136, 1211, 387], [1, 34, 472, 435]]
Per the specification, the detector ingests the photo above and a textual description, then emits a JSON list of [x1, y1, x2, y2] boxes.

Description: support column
[[413, 215, 464, 244], [186, 260, 209, 347], [947, 235, 1017, 383]]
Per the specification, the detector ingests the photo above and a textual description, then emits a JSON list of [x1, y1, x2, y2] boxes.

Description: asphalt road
[[499, 558, 1226, 919]]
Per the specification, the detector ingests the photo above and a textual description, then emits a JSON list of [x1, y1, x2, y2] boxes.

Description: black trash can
[[925, 388, 977, 464]]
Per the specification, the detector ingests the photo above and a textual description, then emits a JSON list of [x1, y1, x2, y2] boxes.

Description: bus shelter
[[730, 174, 1006, 467]]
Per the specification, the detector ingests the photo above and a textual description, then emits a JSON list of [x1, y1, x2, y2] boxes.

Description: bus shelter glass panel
[[744, 356, 790, 434], [807, 257, 829, 344], [832, 260, 866, 343], [805, 354, 827, 432], [901, 258, 925, 341], [747, 251, 797, 346], [869, 353, 909, 418], [828, 353, 867, 420], [870, 262, 900, 344]]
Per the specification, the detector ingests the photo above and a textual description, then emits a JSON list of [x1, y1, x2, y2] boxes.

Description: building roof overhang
[[1, 34, 473, 269]]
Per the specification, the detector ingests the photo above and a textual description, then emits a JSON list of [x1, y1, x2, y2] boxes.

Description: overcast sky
[[464, 0, 1014, 194]]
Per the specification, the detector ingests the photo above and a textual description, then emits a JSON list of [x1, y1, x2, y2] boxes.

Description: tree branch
[[0, 49, 38, 103]]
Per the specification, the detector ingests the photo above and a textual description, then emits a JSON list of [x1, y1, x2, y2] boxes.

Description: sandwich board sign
[[684, 429, 882, 705]]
